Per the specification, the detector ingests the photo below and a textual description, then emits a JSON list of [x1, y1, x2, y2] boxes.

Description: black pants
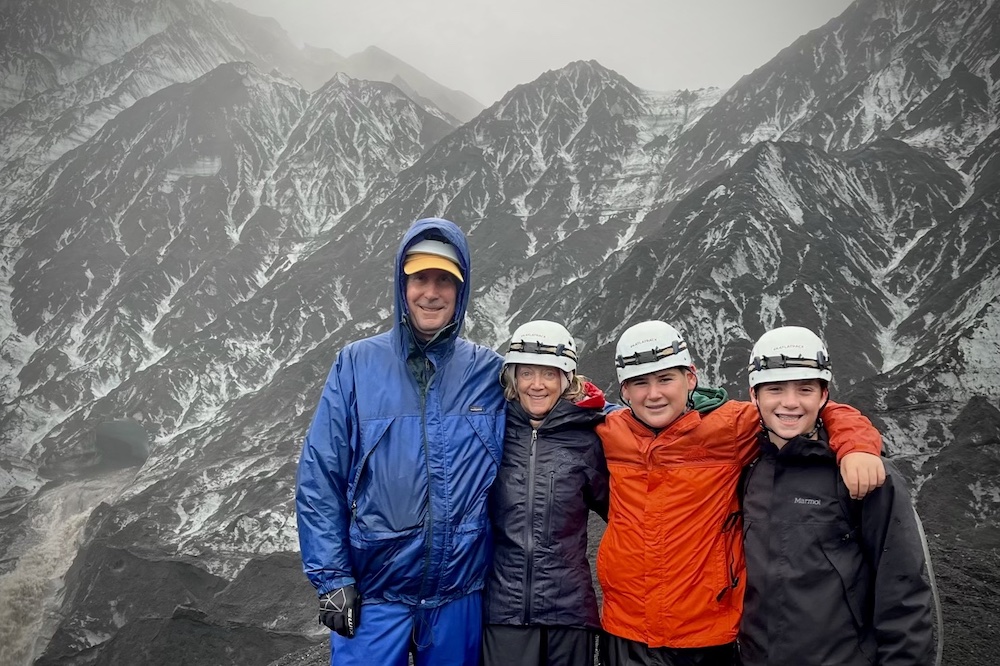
[[482, 624, 600, 666], [600, 634, 736, 666]]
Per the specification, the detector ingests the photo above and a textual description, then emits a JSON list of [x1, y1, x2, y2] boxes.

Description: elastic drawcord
[[411, 604, 434, 651]]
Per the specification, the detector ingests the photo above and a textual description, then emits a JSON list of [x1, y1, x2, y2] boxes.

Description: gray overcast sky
[[224, 0, 854, 105]]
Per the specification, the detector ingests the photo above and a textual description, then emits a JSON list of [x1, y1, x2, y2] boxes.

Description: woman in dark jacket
[[483, 320, 610, 666]]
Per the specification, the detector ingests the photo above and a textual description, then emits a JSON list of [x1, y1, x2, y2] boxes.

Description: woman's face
[[515, 364, 563, 419]]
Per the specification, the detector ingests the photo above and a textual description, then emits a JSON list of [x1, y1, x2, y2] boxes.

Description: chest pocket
[[351, 417, 427, 537], [441, 413, 501, 528], [545, 447, 590, 543], [466, 413, 502, 466], [820, 491, 873, 633]]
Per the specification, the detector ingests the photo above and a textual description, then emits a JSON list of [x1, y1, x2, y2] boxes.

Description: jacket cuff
[[832, 441, 880, 462], [317, 575, 357, 596]]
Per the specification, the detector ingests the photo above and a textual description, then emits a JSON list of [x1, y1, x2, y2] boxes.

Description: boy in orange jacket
[[596, 321, 885, 666]]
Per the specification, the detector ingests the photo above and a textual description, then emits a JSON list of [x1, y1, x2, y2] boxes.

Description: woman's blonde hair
[[502, 365, 589, 403]]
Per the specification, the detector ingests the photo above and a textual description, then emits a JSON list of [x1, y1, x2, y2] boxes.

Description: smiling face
[[515, 364, 564, 420], [405, 268, 457, 340], [621, 367, 696, 429], [751, 379, 829, 446]]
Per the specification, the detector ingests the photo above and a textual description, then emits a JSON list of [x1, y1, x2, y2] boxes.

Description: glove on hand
[[318, 585, 361, 637]]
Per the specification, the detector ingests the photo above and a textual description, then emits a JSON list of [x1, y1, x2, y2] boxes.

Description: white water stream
[[0, 470, 135, 666]]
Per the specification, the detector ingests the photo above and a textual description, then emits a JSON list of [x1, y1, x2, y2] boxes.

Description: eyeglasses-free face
[[622, 367, 696, 429], [515, 364, 564, 420], [751, 379, 829, 446], [405, 269, 457, 340]]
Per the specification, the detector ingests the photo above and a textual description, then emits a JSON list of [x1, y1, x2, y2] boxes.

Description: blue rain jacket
[[296, 218, 505, 607]]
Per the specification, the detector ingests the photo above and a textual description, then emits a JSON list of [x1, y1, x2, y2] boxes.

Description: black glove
[[318, 585, 361, 637]]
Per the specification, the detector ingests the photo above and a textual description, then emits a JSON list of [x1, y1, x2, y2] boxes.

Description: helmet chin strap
[[686, 372, 698, 411]]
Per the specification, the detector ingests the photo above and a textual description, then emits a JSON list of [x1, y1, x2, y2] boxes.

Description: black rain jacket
[[485, 395, 610, 629], [738, 433, 934, 666]]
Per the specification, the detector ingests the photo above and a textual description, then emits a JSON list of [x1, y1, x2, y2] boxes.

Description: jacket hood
[[394, 218, 472, 345], [575, 380, 607, 410], [691, 385, 728, 413], [762, 430, 835, 461]]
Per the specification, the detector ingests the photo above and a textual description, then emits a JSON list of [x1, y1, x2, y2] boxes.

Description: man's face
[[515, 364, 563, 419], [405, 268, 458, 340], [751, 379, 828, 445], [621, 367, 696, 429]]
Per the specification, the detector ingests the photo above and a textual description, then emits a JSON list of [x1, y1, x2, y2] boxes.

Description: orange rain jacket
[[595, 399, 881, 649]]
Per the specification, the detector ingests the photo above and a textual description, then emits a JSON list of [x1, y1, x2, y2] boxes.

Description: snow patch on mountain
[[475, 272, 523, 348], [757, 146, 805, 225], [161, 156, 224, 192], [951, 299, 1000, 395]]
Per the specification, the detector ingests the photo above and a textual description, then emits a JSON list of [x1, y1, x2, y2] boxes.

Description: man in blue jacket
[[296, 218, 506, 665]]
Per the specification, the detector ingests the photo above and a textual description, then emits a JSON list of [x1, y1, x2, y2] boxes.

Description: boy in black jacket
[[738, 326, 934, 666]]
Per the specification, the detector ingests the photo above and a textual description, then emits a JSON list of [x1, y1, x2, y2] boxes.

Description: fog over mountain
[[0, 0, 997, 664]]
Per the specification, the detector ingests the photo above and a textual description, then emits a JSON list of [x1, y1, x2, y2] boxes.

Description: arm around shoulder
[[824, 401, 883, 459], [824, 402, 886, 498]]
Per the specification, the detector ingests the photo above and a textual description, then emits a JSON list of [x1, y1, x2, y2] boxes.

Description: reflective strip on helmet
[[509, 340, 577, 362], [747, 352, 831, 373], [615, 340, 687, 368]]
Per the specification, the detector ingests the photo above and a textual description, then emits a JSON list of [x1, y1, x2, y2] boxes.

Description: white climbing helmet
[[748, 326, 832, 388], [614, 321, 692, 384], [504, 320, 577, 373]]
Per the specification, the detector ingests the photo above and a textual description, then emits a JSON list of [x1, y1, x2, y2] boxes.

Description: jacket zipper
[[522, 428, 538, 624], [542, 470, 555, 546], [418, 357, 436, 602], [717, 507, 742, 601], [351, 441, 382, 517]]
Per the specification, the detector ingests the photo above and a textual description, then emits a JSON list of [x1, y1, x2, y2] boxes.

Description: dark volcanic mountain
[[2, 60, 449, 470], [0, 0, 997, 663], [655, 0, 1000, 197], [0, 0, 464, 220]]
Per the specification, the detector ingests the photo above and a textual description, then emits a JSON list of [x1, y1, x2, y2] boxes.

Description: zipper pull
[[716, 576, 740, 601]]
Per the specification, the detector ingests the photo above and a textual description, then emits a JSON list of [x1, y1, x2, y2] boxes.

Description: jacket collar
[[760, 431, 834, 460], [508, 397, 605, 431]]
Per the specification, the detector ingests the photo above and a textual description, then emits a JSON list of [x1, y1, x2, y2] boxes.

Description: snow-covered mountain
[[0, 59, 450, 483], [340, 45, 486, 123], [655, 0, 999, 196], [0, 0, 196, 112], [3, 56, 721, 572], [0, 0, 464, 220], [0, 0, 997, 663]]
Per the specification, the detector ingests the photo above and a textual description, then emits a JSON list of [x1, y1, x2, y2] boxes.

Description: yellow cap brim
[[403, 253, 464, 282]]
